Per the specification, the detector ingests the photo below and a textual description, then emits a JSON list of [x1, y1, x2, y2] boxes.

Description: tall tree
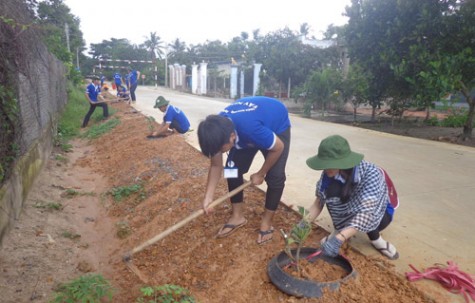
[[142, 32, 163, 61]]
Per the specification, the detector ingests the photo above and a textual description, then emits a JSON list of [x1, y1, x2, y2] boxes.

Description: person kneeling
[[151, 96, 190, 137], [304, 135, 399, 260]]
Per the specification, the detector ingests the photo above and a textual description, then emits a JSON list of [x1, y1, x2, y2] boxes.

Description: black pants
[[227, 127, 291, 211], [130, 83, 137, 101], [82, 103, 109, 127], [367, 212, 392, 240], [169, 119, 186, 134]]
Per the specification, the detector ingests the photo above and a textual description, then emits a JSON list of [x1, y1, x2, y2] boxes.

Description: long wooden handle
[[126, 181, 252, 258]]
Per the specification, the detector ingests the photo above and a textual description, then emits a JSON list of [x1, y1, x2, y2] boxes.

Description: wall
[[0, 43, 67, 244]]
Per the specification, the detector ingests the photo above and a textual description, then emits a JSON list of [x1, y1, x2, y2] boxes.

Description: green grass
[[109, 183, 145, 202], [33, 200, 64, 211], [81, 117, 120, 139], [50, 274, 113, 303]]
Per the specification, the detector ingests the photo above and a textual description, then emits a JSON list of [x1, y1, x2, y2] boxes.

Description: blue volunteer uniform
[[219, 96, 291, 150], [219, 96, 291, 212], [86, 82, 100, 102], [82, 81, 108, 127], [113, 72, 122, 86], [128, 69, 139, 101], [163, 104, 190, 134]]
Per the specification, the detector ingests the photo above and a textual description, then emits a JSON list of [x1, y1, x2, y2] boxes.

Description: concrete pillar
[[253, 63, 262, 96], [169, 65, 175, 89], [230, 64, 238, 99], [240, 69, 244, 97], [181, 65, 187, 91], [199, 61, 208, 95], [174, 63, 181, 87], [191, 63, 198, 94]]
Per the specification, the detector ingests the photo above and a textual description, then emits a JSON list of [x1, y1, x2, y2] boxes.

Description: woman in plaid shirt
[[304, 135, 398, 260]]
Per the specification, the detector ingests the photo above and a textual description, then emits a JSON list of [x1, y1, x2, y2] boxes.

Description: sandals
[[373, 240, 399, 260], [257, 227, 274, 245], [216, 219, 248, 238]]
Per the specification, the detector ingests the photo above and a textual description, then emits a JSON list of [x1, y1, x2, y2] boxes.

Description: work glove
[[320, 236, 343, 258]]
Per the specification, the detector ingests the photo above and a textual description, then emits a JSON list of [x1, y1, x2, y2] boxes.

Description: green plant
[[50, 274, 113, 303], [82, 118, 120, 139], [60, 143, 73, 152], [146, 116, 156, 132], [109, 183, 144, 202], [55, 154, 68, 163], [279, 206, 312, 277], [136, 284, 196, 303], [424, 116, 440, 126], [116, 221, 131, 239], [441, 111, 472, 128], [33, 200, 63, 211], [61, 230, 81, 240], [64, 189, 79, 198]]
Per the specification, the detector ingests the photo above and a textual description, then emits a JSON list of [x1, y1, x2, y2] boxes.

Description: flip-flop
[[216, 219, 248, 238], [374, 241, 399, 260], [257, 227, 274, 245]]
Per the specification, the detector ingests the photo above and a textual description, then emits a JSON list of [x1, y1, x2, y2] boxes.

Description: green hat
[[154, 96, 170, 108], [306, 135, 364, 170]]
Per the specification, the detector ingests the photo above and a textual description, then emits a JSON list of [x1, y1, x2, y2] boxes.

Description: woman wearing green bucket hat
[[304, 135, 399, 260]]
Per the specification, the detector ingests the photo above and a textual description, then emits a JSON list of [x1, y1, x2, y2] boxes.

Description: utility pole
[[165, 51, 168, 88], [76, 47, 80, 70], [64, 23, 70, 53]]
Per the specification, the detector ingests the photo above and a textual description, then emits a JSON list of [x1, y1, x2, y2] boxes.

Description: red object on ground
[[406, 262, 475, 303]]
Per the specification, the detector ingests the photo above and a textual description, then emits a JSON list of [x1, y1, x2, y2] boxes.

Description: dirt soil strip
[[0, 102, 451, 302]]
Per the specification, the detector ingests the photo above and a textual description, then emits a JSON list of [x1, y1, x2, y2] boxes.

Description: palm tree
[[300, 22, 310, 38], [142, 32, 164, 61]]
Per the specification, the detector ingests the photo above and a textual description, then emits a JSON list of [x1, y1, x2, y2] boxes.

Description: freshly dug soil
[[0, 101, 443, 302]]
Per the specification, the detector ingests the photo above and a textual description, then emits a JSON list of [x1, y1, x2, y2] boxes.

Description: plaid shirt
[[316, 160, 387, 232]]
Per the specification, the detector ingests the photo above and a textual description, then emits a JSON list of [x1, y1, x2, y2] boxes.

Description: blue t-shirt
[[219, 96, 291, 150], [85, 83, 100, 102], [124, 74, 130, 86], [164, 105, 190, 132], [129, 70, 138, 85], [113, 73, 122, 85]]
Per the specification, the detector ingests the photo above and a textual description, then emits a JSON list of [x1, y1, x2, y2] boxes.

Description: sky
[[63, 0, 352, 49]]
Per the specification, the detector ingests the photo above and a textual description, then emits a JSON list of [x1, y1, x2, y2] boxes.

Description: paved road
[[132, 86, 475, 302]]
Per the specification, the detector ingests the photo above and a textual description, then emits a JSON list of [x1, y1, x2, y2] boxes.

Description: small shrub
[[55, 154, 68, 163], [424, 116, 440, 126], [33, 201, 63, 211], [63, 189, 79, 198], [61, 230, 81, 240], [136, 284, 195, 303], [60, 143, 73, 153], [109, 183, 144, 202], [50, 274, 113, 303], [280, 206, 312, 277], [116, 221, 131, 239], [441, 112, 469, 128], [147, 116, 156, 132]]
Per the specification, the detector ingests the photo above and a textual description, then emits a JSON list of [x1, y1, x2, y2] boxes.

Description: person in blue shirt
[[127, 68, 140, 102], [124, 73, 130, 90], [304, 135, 399, 260], [113, 72, 123, 90], [197, 96, 291, 245], [151, 96, 190, 136], [100, 74, 105, 87], [82, 76, 109, 128]]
